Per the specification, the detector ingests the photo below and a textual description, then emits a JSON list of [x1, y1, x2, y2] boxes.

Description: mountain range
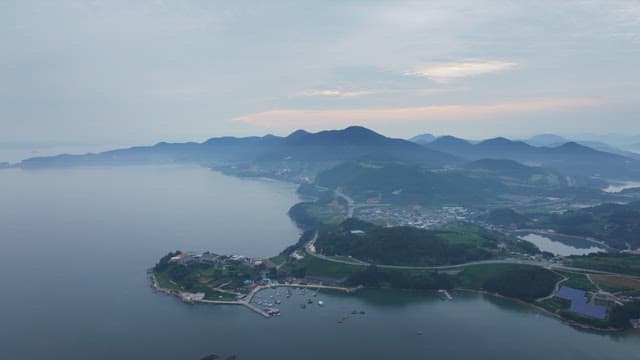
[[18, 126, 457, 172], [418, 135, 640, 180], [411, 132, 640, 159], [520, 134, 640, 160], [12, 126, 640, 184]]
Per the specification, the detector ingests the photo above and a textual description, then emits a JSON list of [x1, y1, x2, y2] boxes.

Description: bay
[[0, 166, 638, 360]]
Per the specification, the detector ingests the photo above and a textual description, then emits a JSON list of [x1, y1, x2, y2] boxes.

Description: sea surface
[[0, 165, 639, 360]]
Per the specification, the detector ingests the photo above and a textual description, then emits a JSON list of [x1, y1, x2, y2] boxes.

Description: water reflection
[[518, 233, 605, 256], [603, 181, 640, 193]]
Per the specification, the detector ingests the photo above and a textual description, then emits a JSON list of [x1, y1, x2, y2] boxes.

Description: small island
[[151, 219, 640, 332]]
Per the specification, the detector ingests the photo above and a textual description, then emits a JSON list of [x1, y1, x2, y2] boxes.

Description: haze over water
[[0, 165, 639, 359]]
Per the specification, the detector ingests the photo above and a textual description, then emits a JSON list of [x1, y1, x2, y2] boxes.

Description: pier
[[151, 272, 361, 318], [438, 289, 453, 300], [196, 299, 273, 317], [241, 302, 272, 318], [243, 283, 360, 304]]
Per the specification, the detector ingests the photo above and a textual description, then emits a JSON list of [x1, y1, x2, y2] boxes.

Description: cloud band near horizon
[[232, 98, 601, 129]]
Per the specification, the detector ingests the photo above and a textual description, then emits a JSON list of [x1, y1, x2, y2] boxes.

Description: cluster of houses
[[356, 205, 473, 229], [169, 251, 264, 268]]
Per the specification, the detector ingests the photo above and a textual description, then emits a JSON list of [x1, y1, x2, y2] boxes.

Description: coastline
[[148, 167, 639, 333], [150, 267, 634, 332], [454, 288, 628, 333], [149, 270, 361, 318]]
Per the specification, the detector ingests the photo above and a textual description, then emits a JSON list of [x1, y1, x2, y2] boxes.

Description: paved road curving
[[304, 231, 638, 278]]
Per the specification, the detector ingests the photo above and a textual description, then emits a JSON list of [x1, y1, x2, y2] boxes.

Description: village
[[151, 250, 362, 318], [355, 205, 474, 228]]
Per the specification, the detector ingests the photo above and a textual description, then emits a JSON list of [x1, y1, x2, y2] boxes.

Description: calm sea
[[0, 165, 638, 360]]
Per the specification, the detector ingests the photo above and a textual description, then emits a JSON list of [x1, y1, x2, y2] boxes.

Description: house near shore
[[303, 275, 347, 286], [179, 292, 205, 303], [170, 252, 187, 262]]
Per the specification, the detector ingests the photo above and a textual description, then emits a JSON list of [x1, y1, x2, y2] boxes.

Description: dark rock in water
[[200, 353, 238, 360], [200, 354, 219, 360]]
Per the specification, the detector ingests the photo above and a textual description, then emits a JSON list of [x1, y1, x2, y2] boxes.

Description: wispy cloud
[[233, 98, 600, 129], [296, 87, 466, 98], [298, 89, 379, 97], [407, 60, 518, 82]]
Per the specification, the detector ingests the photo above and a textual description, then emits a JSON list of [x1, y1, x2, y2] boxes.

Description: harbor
[[150, 271, 361, 318]]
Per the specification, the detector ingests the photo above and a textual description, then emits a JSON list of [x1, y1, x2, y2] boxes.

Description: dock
[[242, 302, 272, 318], [221, 283, 360, 318], [199, 299, 272, 318], [150, 272, 360, 318], [438, 289, 453, 300], [244, 283, 360, 304]]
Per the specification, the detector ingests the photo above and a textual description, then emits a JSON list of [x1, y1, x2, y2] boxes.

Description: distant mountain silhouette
[[572, 133, 640, 148], [18, 126, 457, 169], [257, 126, 457, 166], [523, 134, 568, 147], [16, 126, 640, 181], [427, 136, 476, 154], [424, 136, 640, 179], [523, 134, 640, 160], [409, 133, 437, 145], [427, 136, 535, 159], [571, 140, 639, 159]]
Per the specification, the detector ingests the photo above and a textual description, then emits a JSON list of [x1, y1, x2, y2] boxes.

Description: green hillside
[[315, 161, 505, 206], [313, 219, 536, 267], [544, 201, 640, 249]]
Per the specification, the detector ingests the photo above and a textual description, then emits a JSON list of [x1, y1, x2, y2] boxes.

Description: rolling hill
[[314, 160, 506, 206], [462, 158, 567, 187], [15, 127, 640, 190], [424, 136, 640, 181], [17, 126, 459, 171], [543, 201, 640, 250]]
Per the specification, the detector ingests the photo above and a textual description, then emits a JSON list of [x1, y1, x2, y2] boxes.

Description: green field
[[288, 201, 347, 228], [154, 271, 181, 291], [558, 271, 597, 291], [538, 297, 571, 313], [455, 264, 526, 289], [287, 255, 361, 279], [566, 254, 640, 276], [455, 264, 561, 302]]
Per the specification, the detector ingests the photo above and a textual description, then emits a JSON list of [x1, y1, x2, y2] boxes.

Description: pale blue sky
[[1, 0, 639, 145]]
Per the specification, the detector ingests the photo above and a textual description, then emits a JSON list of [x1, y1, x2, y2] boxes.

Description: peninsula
[[151, 218, 640, 332]]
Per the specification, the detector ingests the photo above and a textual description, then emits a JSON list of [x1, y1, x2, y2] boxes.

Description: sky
[[1, 0, 640, 147]]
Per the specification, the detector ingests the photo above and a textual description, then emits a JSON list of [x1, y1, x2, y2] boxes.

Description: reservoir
[[603, 181, 640, 193], [518, 233, 606, 256], [0, 165, 638, 360]]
